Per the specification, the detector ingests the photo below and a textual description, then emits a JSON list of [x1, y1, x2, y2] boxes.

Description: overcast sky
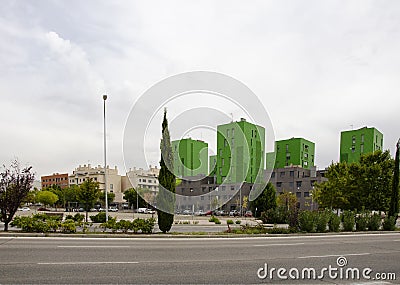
[[1, 0, 399, 179]]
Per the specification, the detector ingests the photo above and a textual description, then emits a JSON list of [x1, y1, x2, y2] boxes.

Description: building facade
[[172, 138, 208, 177], [269, 166, 327, 210], [215, 118, 265, 184], [41, 173, 69, 189], [175, 175, 253, 213], [340, 126, 383, 163], [69, 164, 123, 203], [266, 138, 315, 170]]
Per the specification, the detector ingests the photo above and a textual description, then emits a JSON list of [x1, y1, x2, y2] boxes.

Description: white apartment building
[[122, 166, 160, 205], [69, 164, 123, 203]]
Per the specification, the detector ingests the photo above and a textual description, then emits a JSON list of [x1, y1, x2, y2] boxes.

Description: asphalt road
[[0, 233, 399, 284]]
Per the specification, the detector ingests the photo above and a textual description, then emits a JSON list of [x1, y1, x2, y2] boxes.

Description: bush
[[355, 213, 368, 231], [141, 218, 155, 234], [60, 220, 76, 233], [235, 220, 241, 224], [116, 220, 131, 233], [266, 227, 297, 234], [226, 219, 234, 225], [209, 216, 218, 223], [214, 219, 221, 224], [261, 206, 288, 224], [100, 217, 117, 232], [367, 214, 381, 231], [315, 211, 329, 233], [382, 216, 396, 231], [132, 218, 144, 233], [11, 214, 61, 233], [328, 213, 341, 232], [90, 212, 107, 223], [298, 211, 315, 233], [342, 210, 355, 231]]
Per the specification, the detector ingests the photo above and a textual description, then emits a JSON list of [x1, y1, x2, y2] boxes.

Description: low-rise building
[[69, 164, 123, 203], [41, 173, 69, 189]]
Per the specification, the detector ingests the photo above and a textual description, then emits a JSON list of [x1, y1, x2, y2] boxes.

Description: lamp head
[[103, 94, 108, 100]]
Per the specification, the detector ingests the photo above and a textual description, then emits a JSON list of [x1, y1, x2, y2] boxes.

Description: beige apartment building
[[69, 164, 123, 203]]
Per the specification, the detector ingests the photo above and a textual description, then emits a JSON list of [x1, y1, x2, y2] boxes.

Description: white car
[[109, 207, 118, 212], [18, 207, 30, 212]]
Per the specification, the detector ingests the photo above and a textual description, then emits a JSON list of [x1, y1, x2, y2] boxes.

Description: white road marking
[[37, 261, 139, 265], [253, 242, 305, 247], [57, 245, 130, 248], [298, 252, 370, 259]]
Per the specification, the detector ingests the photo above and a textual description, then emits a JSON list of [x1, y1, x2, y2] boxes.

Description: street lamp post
[[103, 94, 108, 222]]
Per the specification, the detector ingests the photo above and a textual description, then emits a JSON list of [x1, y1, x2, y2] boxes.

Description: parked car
[[137, 208, 147, 213], [215, 210, 228, 216], [109, 207, 118, 212], [229, 210, 239, 217], [203, 210, 213, 216], [195, 210, 204, 216], [98, 208, 106, 212], [37, 207, 50, 212], [244, 210, 253, 217], [18, 207, 30, 212], [182, 209, 192, 215], [145, 208, 155, 214]]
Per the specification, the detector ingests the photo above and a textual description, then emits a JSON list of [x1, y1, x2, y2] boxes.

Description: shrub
[[298, 211, 315, 233], [132, 218, 144, 233], [60, 220, 76, 233], [226, 219, 234, 225], [116, 220, 131, 233], [328, 213, 341, 232], [382, 216, 396, 231], [214, 219, 221, 224], [100, 217, 117, 232], [261, 207, 288, 224], [90, 212, 107, 223], [209, 216, 218, 223], [342, 210, 355, 231], [315, 211, 329, 233], [355, 213, 368, 231], [235, 220, 241, 225], [267, 227, 297, 234], [141, 218, 155, 234], [73, 213, 85, 223], [367, 214, 381, 231]]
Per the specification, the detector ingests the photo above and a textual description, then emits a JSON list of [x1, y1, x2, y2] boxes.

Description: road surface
[[0, 233, 399, 284]]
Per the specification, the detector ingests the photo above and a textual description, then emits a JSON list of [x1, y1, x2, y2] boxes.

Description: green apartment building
[[172, 138, 208, 177], [215, 118, 265, 184], [266, 138, 315, 169], [340, 126, 383, 163]]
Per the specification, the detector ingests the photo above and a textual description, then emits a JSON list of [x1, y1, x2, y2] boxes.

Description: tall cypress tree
[[389, 139, 400, 218], [156, 109, 176, 233]]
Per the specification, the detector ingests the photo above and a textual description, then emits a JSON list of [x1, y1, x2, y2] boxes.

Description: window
[[231, 186, 235, 191], [361, 134, 365, 143], [224, 139, 228, 147], [227, 129, 230, 137], [286, 144, 289, 152], [352, 135, 356, 144], [202, 187, 206, 192], [139, 179, 141, 182], [221, 186, 226, 191], [360, 144, 364, 153], [290, 171, 294, 177], [296, 181, 302, 188], [201, 196, 204, 201], [289, 182, 294, 188], [221, 158, 225, 167], [304, 161, 308, 166], [296, 192, 301, 198], [271, 172, 275, 178], [232, 128, 235, 136], [304, 192, 310, 197], [280, 172, 285, 177], [231, 138, 234, 147], [142, 179, 146, 183], [351, 146, 355, 153], [276, 182, 282, 187]]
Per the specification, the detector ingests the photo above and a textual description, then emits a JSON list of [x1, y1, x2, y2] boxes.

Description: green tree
[[43, 185, 64, 208], [99, 191, 115, 206], [123, 188, 147, 209], [0, 160, 35, 231], [389, 139, 400, 218], [314, 162, 351, 210], [156, 109, 176, 233], [64, 185, 78, 207], [36, 190, 59, 208], [315, 151, 394, 212], [277, 191, 297, 211], [250, 182, 277, 217], [76, 179, 101, 222]]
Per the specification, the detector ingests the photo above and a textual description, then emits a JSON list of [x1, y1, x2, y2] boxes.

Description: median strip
[[298, 252, 370, 259], [37, 261, 139, 265]]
